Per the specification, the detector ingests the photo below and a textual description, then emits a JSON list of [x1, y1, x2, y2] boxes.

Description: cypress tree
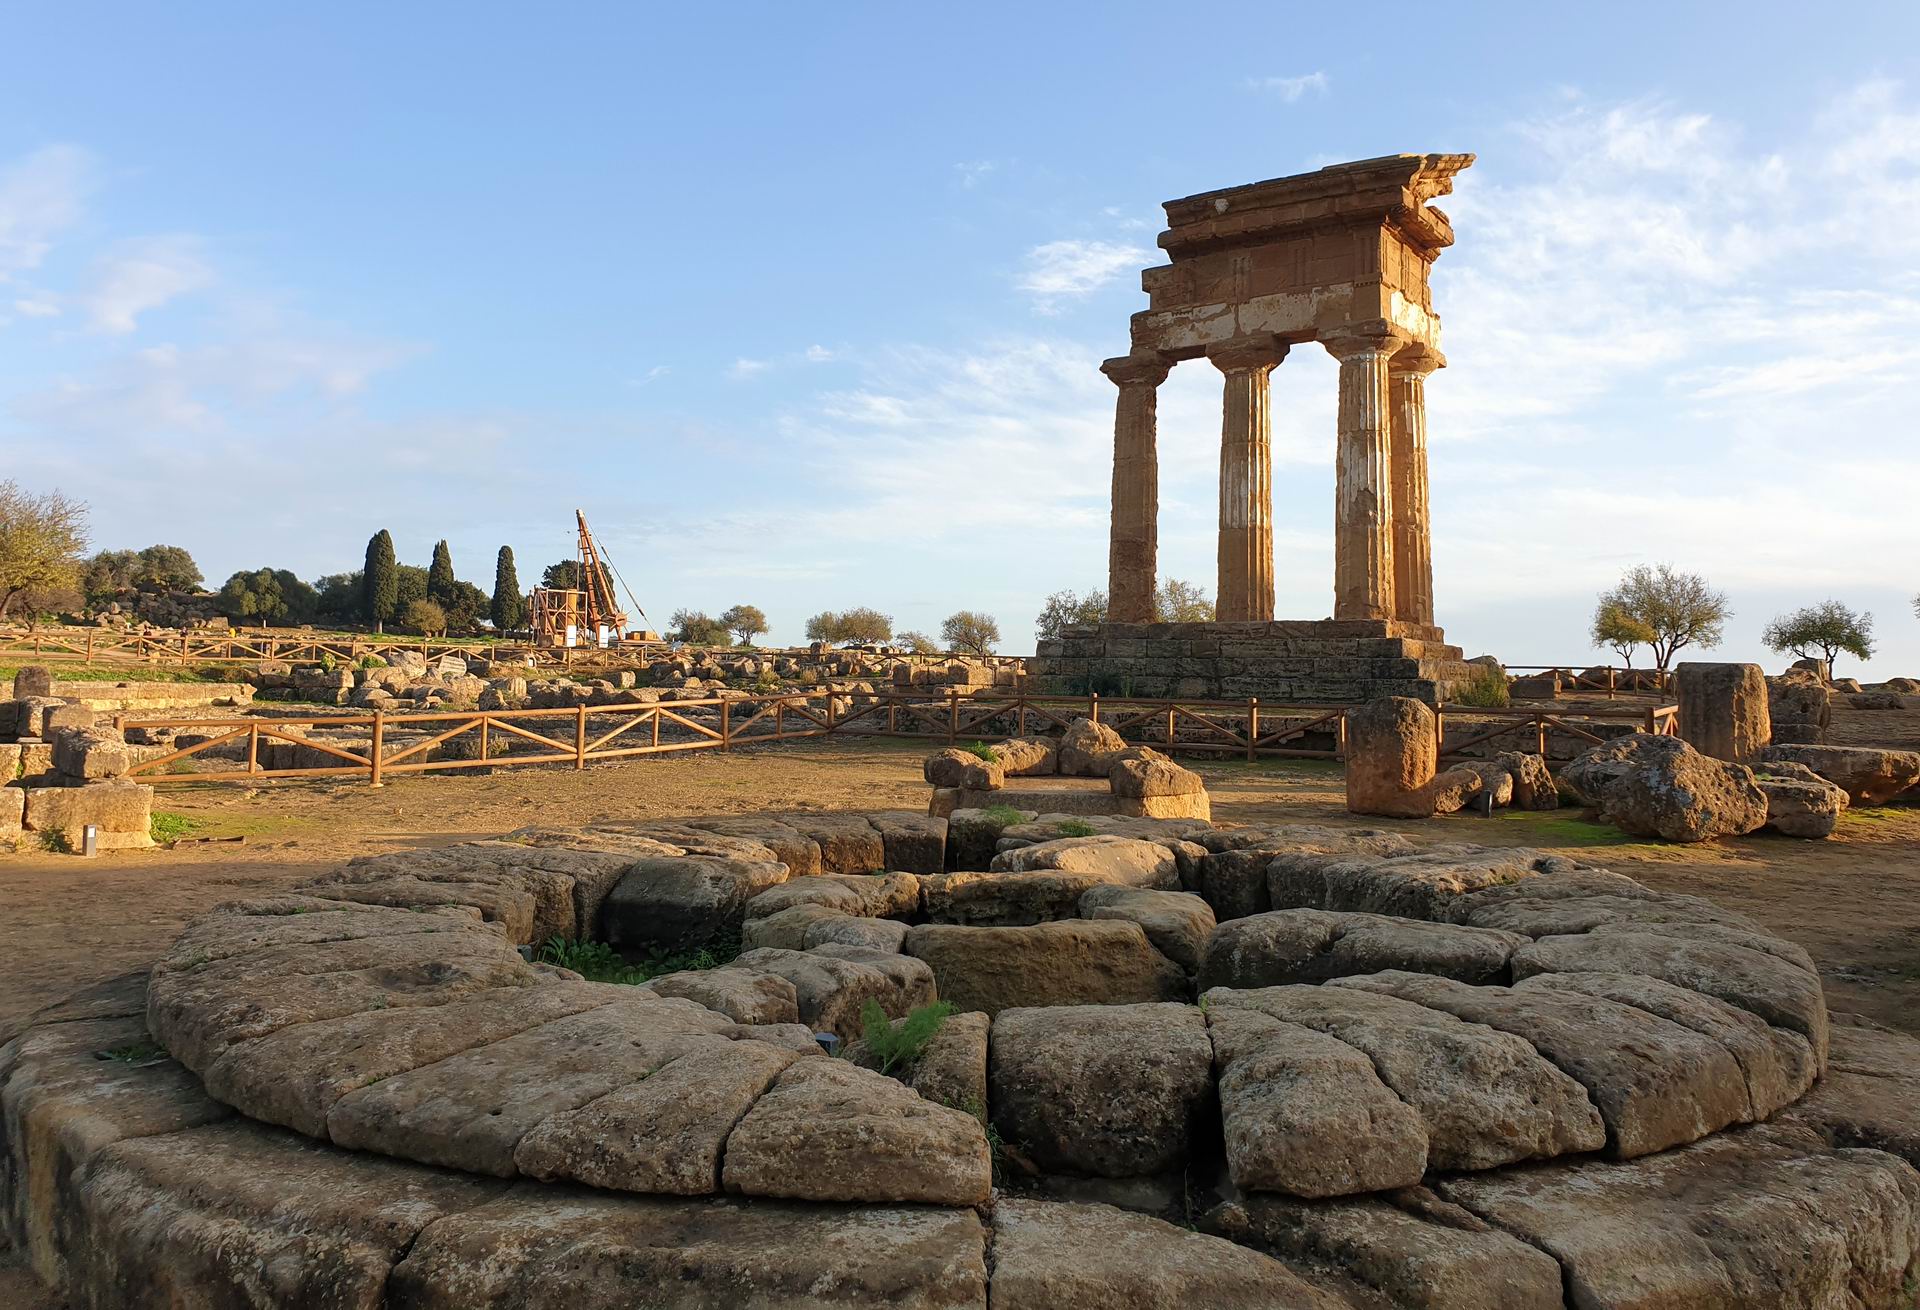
[[427, 539, 456, 605], [363, 530, 398, 633], [490, 546, 524, 631]]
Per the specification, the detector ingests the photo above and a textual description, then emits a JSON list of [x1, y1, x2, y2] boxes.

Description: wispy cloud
[[730, 357, 769, 378], [1017, 239, 1150, 312], [953, 160, 997, 189], [84, 234, 212, 333], [0, 144, 92, 281], [1247, 71, 1329, 103], [805, 344, 835, 362]]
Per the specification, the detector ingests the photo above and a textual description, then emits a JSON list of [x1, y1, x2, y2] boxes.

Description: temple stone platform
[[1031, 619, 1473, 704]]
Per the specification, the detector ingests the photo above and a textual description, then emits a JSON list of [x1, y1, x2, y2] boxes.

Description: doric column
[[1101, 351, 1172, 624], [1389, 344, 1443, 627], [1324, 330, 1405, 621], [1208, 336, 1288, 623]]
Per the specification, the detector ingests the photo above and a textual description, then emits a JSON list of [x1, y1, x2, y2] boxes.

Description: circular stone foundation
[[4, 807, 1920, 1307]]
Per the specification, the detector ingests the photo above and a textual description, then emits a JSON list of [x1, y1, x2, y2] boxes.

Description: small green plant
[[98, 1041, 165, 1065], [962, 741, 999, 762], [535, 935, 737, 985], [39, 831, 72, 854], [318, 653, 338, 673], [357, 654, 385, 670], [980, 804, 1027, 827], [150, 811, 198, 843], [1053, 819, 1097, 838], [859, 999, 954, 1076], [1451, 663, 1511, 708]]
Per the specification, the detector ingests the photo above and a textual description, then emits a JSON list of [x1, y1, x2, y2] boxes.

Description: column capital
[[1321, 327, 1409, 364], [1390, 342, 1446, 377], [1206, 334, 1289, 374], [1101, 351, 1172, 387]]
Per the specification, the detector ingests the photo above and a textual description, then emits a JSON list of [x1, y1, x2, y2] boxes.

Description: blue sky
[[4, 4, 1920, 673]]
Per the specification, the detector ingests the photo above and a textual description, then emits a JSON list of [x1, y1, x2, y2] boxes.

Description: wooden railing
[[1503, 664, 1672, 697], [0, 628, 549, 669], [114, 689, 1677, 787]]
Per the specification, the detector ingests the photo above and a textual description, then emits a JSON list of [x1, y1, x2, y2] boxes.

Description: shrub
[[980, 804, 1027, 827], [860, 999, 954, 1076], [1452, 664, 1510, 708], [962, 741, 999, 762], [1054, 819, 1097, 838]]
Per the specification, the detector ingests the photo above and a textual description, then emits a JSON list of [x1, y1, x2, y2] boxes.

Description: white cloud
[[730, 357, 769, 378], [84, 234, 211, 333], [805, 344, 835, 362], [1247, 72, 1329, 102], [12, 295, 59, 317], [1018, 239, 1150, 312], [954, 160, 996, 189], [0, 145, 92, 280]]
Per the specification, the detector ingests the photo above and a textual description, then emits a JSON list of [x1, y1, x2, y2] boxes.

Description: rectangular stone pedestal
[[1030, 619, 1471, 706]]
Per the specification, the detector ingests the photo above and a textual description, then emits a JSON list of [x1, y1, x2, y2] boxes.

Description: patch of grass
[[98, 1041, 166, 1065], [1053, 819, 1097, 838], [150, 811, 200, 843], [980, 804, 1028, 827], [859, 999, 955, 1077], [0, 663, 235, 685], [1450, 664, 1511, 708], [535, 934, 738, 985], [1482, 808, 1644, 848], [962, 741, 999, 762]]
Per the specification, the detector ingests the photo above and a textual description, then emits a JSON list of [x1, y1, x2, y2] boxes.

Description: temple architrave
[[1032, 154, 1478, 704]]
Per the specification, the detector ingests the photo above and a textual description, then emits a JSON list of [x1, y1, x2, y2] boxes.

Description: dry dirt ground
[[4, 728, 1919, 1305]]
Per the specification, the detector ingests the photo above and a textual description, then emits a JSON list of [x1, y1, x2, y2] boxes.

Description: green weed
[[980, 804, 1028, 827], [1451, 664, 1511, 708], [98, 1041, 166, 1065], [150, 811, 199, 843], [962, 741, 999, 762], [859, 999, 954, 1077], [1053, 819, 1097, 838], [535, 935, 737, 985]]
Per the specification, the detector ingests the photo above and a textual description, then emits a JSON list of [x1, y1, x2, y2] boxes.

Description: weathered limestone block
[[1780, 1021, 1920, 1169], [22, 781, 154, 850], [741, 903, 849, 951], [1205, 985, 1603, 1173], [1493, 751, 1559, 810], [0, 784, 22, 841], [1436, 1123, 1920, 1309], [51, 726, 131, 780], [1562, 733, 1768, 842], [744, 872, 920, 921], [1755, 760, 1849, 837], [1768, 668, 1831, 745], [642, 967, 799, 1026], [1675, 661, 1771, 762], [1108, 752, 1205, 798], [513, 1038, 801, 1193], [1201, 1187, 1567, 1310], [867, 810, 947, 874], [1058, 718, 1128, 776], [995, 736, 1058, 776], [781, 812, 887, 873], [946, 806, 1039, 870], [722, 946, 935, 1043], [600, 854, 790, 953], [925, 747, 1003, 791], [988, 834, 1180, 883], [904, 921, 1186, 1015], [720, 1057, 991, 1204], [1428, 763, 1488, 814], [1197, 909, 1523, 990], [1344, 697, 1437, 817], [1759, 743, 1920, 805], [1268, 847, 1556, 921], [990, 1198, 1350, 1310], [1078, 885, 1215, 972], [388, 1189, 990, 1310], [11, 664, 53, 698], [1332, 971, 1752, 1158], [990, 1003, 1212, 1178], [1207, 1005, 1428, 1196]]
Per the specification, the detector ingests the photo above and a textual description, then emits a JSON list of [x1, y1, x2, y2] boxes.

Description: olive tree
[[1593, 565, 1729, 671], [1762, 601, 1875, 677]]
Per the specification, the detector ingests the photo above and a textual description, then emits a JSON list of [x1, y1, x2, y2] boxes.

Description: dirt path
[[4, 736, 1917, 1036]]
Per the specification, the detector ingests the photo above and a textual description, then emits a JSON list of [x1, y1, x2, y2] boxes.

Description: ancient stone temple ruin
[[1033, 154, 1479, 703]]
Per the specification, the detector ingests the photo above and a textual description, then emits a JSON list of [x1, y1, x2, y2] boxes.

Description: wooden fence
[[1503, 664, 1672, 697], [115, 689, 1678, 787]]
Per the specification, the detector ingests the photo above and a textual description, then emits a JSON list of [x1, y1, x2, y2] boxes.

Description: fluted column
[[1325, 330, 1404, 621], [1390, 344, 1443, 627], [1102, 351, 1172, 624], [1208, 336, 1288, 623]]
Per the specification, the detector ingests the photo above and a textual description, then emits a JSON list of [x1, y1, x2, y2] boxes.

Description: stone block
[[22, 781, 154, 850], [53, 727, 133, 781], [1, 783, 22, 839], [12, 665, 53, 698], [1675, 662, 1770, 763], [1345, 698, 1437, 818]]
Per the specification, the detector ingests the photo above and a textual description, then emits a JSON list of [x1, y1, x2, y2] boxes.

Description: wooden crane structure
[[526, 511, 649, 648]]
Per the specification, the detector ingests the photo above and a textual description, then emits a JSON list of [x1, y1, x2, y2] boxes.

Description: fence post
[[1644, 706, 1658, 736], [575, 705, 587, 768], [1536, 714, 1547, 756], [1336, 710, 1349, 761], [1089, 692, 1100, 725], [1246, 698, 1258, 762], [1434, 707, 1446, 759], [86, 630, 94, 664], [721, 699, 731, 751], [479, 715, 490, 764], [946, 689, 958, 745], [369, 711, 384, 787]]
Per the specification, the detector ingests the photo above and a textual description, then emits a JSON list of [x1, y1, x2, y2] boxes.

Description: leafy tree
[[363, 530, 398, 632], [1591, 600, 1658, 668], [719, 604, 768, 645], [1762, 601, 1875, 676], [0, 481, 88, 620], [133, 544, 202, 592], [941, 610, 1000, 655], [314, 571, 363, 619], [81, 549, 139, 602], [403, 598, 448, 636], [896, 630, 938, 654], [1593, 565, 1729, 671], [541, 559, 613, 595], [1035, 589, 1107, 642], [835, 606, 893, 645], [427, 540, 457, 606], [216, 568, 317, 626], [1155, 577, 1215, 623], [393, 564, 429, 614], [803, 611, 840, 643], [441, 580, 488, 632], [669, 608, 731, 645], [491, 547, 525, 631]]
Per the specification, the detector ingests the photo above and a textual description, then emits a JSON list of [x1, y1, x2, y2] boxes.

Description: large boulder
[[1344, 697, 1436, 818], [1753, 760, 1849, 838], [995, 737, 1058, 776], [1057, 718, 1128, 777], [1078, 886, 1216, 973], [904, 921, 1186, 1015], [1561, 734, 1767, 842], [600, 855, 790, 952], [989, 1003, 1213, 1178], [1759, 744, 1920, 806], [1768, 668, 1831, 745], [1494, 751, 1559, 810], [1108, 751, 1205, 799], [1674, 662, 1770, 763], [925, 748, 1002, 791]]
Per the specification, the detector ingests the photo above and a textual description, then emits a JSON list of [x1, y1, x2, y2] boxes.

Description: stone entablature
[[1103, 154, 1471, 629]]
